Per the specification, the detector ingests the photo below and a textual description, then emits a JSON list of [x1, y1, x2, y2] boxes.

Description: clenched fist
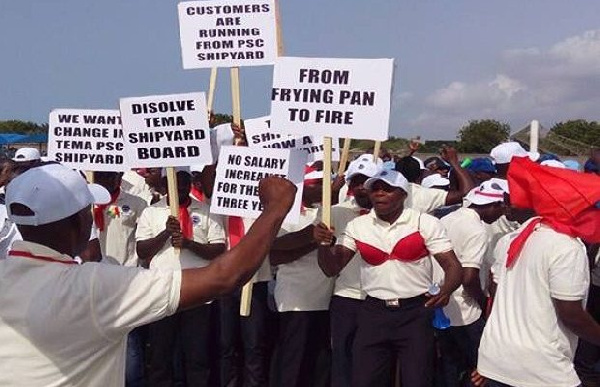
[[258, 176, 296, 215]]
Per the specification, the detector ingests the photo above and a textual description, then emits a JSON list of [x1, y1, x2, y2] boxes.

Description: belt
[[365, 294, 426, 309]]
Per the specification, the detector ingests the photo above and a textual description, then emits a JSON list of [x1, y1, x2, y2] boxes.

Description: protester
[[316, 155, 381, 387], [0, 162, 296, 386], [136, 170, 226, 386], [477, 157, 600, 386], [466, 157, 497, 184], [435, 178, 509, 387], [270, 169, 334, 387], [315, 169, 462, 387]]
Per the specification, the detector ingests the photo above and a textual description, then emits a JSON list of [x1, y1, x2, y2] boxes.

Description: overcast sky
[[1, 0, 599, 139]]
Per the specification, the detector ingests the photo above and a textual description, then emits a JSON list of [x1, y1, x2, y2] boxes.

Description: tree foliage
[[456, 119, 511, 153], [0, 120, 47, 134], [549, 119, 600, 148]]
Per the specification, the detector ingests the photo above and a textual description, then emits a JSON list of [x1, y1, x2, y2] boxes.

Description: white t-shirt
[[479, 222, 589, 387], [338, 208, 453, 299], [135, 198, 226, 271], [435, 207, 487, 326], [99, 191, 148, 267], [406, 183, 448, 213], [331, 199, 369, 300], [0, 240, 181, 387], [274, 207, 335, 312]]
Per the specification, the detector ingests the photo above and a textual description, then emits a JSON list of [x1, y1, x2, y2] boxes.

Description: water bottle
[[428, 283, 451, 330]]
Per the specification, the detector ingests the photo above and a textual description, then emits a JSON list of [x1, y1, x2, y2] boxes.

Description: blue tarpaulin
[[0, 133, 47, 144]]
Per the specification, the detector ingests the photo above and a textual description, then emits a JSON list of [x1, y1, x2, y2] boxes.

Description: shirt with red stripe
[[0, 240, 181, 386], [338, 207, 452, 299]]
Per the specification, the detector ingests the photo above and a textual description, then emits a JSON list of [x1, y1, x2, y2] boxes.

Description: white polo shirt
[[479, 222, 589, 387], [274, 207, 335, 312], [226, 217, 272, 284], [435, 207, 487, 326], [0, 240, 181, 387], [98, 191, 148, 267], [135, 198, 226, 271], [338, 207, 453, 300], [406, 183, 448, 213], [331, 199, 368, 300]]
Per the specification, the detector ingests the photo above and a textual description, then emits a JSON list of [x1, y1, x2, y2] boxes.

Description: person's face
[[368, 180, 406, 219], [480, 202, 506, 224], [302, 181, 322, 206], [145, 168, 162, 188], [94, 172, 121, 193], [191, 171, 202, 191], [349, 174, 371, 209]]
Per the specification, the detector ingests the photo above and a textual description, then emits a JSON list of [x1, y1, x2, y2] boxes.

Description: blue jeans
[[126, 327, 145, 387]]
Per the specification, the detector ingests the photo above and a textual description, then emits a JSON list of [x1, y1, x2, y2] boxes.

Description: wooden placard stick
[[322, 137, 333, 228], [166, 167, 180, 257], [372, 141, 381, 162], [207, 67, 218, 114], [337, 138, 351, 175]]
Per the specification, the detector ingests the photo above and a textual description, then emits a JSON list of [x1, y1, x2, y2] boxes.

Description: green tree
[[549, 119, 600, 148], [0, 120, 47, 134], [456, 119, 511, 153]]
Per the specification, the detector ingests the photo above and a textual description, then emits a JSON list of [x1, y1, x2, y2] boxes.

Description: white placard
[[270, 57, 394, 141], [119, 92, 212, 168], [244, 116, 340, 162], [48, 109, 127, 172], [211, 146, 306, 223], [178, 0, 278, 69]]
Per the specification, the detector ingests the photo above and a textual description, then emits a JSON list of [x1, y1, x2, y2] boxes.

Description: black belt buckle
[[385, 299, 400, 308]]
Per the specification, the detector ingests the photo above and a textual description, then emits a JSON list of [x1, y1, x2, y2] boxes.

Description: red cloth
[[190, 186, 204, 202], [93, 188, 120, 232], [179, 198, 193, 239], [228, 216, 245, 248], [506, 157, 600, 267]]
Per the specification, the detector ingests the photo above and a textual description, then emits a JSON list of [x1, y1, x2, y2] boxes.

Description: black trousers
[[219, 282, 274, 387], [575, 284, 600, 385], [352, 296, 434, 387], [330, 295, 363, 387], [146, 304, 212, 387], [274, 310, 331, 387]]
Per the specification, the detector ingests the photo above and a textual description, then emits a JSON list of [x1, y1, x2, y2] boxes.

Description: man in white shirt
[[0, 162, 296, 387], [316, 169, 462, 387], [435, 178, 509, 387], [316, 155, 380, 387], [477, 157, 600, 387], [270, 171, 335, 387], [136, 170, 226, 387]]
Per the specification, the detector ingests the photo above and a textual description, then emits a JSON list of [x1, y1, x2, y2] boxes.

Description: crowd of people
[[0, 135, 599, 387]]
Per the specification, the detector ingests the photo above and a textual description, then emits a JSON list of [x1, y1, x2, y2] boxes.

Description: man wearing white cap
[[434, 178, 509, 386], [0, 162, 296, 387], [315, 155, 380, 387], [12, 147, 41, 164], [270, 167, 335, 387], [489, 142, 538, 179], [316, 169, 462, 387], [136, 170, 226, 386]]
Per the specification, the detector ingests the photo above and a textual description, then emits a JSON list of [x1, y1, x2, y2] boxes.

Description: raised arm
[[441, 146, 475, 205], [178, 177, 296, 310]]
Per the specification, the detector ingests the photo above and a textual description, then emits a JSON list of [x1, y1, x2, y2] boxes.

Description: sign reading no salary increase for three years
[[270, 57, 394, 141], [119, 92, 212, 168], [48, 109, 127, 172], [178, 0, 277, 69], [211, 145, 306, 224], [244, 116, 340, 163]]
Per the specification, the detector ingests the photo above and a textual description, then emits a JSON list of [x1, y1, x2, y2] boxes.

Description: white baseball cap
[[490, 142, 539, 164], [6, 163, 111, 226], [421, 174, 450, 188], [13, 147, 41, 162], [464, 178, 509, 206], [364, 170, 409, 193], [345, 155, 382, 183]]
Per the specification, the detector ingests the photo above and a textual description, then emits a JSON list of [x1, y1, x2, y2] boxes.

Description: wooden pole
[[85, 171, 94, 184], [372, 141, 381, 162], [322, 137, 333, 228], [166, 167, 180, 256], [207, 67, 218, 113], [337, 138, 351, 175]]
